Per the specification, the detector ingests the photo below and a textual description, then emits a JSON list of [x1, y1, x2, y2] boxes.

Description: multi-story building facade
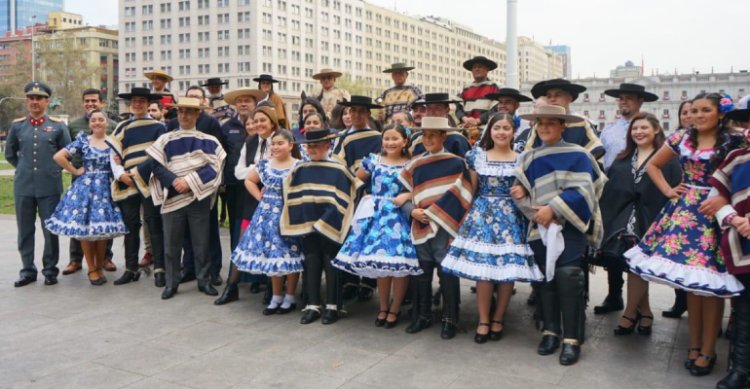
[[545, 44, 571, 78], [118, 0, 510, 120], [517, 36, 565, 84], [521, 71, 750, 133], [0, 0, 63, 35]]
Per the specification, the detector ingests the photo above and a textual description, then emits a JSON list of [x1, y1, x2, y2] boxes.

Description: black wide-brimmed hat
[[423, 93, 462, 105], [200, 77, 228, 87], [530, 79, 587, 101], [295, 128, 342, 144], [382, 62, 415, 73], [339, 95, 383, 109], [118, 87, 161, 101], [604, 83, 658, 102], [463, 56, 498, 71], [253, 74, 280, 83], [485, 88, 533, 102], [727, 108, 750, 122]]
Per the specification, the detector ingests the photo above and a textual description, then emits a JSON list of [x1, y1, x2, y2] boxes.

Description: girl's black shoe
[[613, 315, 637, 335], [474, 323, 489, 344], [689, 354, 716, 376]]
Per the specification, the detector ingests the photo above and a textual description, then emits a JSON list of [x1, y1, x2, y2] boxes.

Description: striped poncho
[[398, 151, 474, 244], [709, 147, 750, 275], [332, 128, 382, 173], [280, 156, 362, 244], [146, 129, 226, 214], [515, 140, 606, 247], [106, 117, 166, 201]]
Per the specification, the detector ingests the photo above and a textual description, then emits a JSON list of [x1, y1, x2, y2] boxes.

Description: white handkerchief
[[353, 195, 376, 221], [538, 222, 565, 282]]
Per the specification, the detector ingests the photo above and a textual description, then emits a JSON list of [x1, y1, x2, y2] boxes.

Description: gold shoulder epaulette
[[48, 116, 63, 123]]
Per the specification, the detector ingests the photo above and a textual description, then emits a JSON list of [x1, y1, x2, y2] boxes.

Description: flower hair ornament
[[719, 93, 735, 114]]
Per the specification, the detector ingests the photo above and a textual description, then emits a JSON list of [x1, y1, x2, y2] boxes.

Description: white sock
[[267, 295, 283, 309], [281, 294, 296, 309], [325, 304, 337, 311]]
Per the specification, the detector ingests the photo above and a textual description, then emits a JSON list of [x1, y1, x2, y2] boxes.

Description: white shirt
[[234, 134, 272, 181], [600, 117, 631, 171]]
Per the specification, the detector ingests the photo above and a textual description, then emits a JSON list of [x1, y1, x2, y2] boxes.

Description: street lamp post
[[30, 15, 36, 82]]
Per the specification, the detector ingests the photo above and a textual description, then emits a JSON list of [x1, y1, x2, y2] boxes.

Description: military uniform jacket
[[5, 114, 71, 197]]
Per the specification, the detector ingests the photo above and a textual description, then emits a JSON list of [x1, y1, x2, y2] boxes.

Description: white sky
[[66, 0, 750, 78]]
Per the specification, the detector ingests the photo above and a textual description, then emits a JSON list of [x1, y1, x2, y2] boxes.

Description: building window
[[663, 91, 670, 101]]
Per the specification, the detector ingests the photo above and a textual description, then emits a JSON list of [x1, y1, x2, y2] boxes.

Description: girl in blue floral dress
[[45, 110, 128, 285], [231, 129, 304, 315], [625, 93, 746, 375], [442, 113, 543, 343], [333, 124, 421, 328]]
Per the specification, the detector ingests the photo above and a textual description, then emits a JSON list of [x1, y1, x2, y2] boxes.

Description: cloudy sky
[[66, 0, 750, 78]]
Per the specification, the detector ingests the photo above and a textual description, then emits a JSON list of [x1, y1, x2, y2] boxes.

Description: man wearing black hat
[[479, 88, 533, 126], [107, 87, 167, 286], [455, 56, 502, 127], [523, 79, 604, 161], [600, 83, 658, 171], [6, 82, 71, 287], [379, 63, 424, 119], [410, 93, 471, 158], [594, 83, 658, 315], [201, 78, 235, 124]]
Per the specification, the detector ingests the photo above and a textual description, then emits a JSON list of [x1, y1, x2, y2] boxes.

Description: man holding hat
[[148, 97, 226, 300], [410, 93, 471, 158], [6, 82, 71, 287], [594, 83, 658, 316], [513, 104, 606, 365], [600, 83, 658, 171], [107, 87, 167, 286], [456, 56, 502, 127], [312, 68, 351, 118], [379, 63, 424, 119], [523, 79, 604, 161], [201, 78, 234, 124]]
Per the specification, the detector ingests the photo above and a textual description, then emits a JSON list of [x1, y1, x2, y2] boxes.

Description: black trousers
[[302, 234, 341, 307], [181, 202, 222, 276], [118, 195, 164, 272]]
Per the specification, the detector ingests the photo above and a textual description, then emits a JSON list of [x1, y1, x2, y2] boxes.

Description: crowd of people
[[5, 55, 750, 387]]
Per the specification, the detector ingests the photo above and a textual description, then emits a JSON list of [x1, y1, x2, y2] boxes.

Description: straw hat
[[173, 97, 210, 110], [312, 68, 343, 80], [144, 69, 174, 82], [420, 116, 460, 131], [519, 105, 581, 123], [224, 88, 267, 105]]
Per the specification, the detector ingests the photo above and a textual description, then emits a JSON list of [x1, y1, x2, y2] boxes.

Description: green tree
[[336, 73, 374, 97], [0, 42, 31, 133]]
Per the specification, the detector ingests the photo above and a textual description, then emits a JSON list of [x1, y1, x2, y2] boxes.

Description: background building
[[610, 60, 642, 78], [545, 44, 571, 78], [0, 0, 63, 35], [118, 0, 520, 122], [517, 36, 565, 84], [522, 69, 750, 133]]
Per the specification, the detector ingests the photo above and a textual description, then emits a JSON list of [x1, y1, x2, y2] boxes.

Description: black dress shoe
[[14, 276, 36, 287], [384, 312, 400, 329], [210, 273, 223, 286], [161, 287, 178, 300], [474, 323, 490, 344], [179, 271, 196, 284], [593, 294, 624, 315], [263, 305, 280, 315], [717, 370, 750, 389], [489, 320, 504, 341], [214, 283, 239, 305], [689, 354, 716, 376], [113, 270, 140, 285], [278, 303, 296, 314], [559, 343, 581, 366], [375, 311, 388, 327], [440, 320, 457, 340], [405, 317, 432, 334], [321, 309, 339, 325], [248, 282, 262, 294], [43, 275, 58, 285], [357, 287, 374, 302], [198, 284, 219, 296], [661, 304, 687, 319], [300, 307, 321, 324], [537, 334, 561, 355], [154, 272, 166, 288]]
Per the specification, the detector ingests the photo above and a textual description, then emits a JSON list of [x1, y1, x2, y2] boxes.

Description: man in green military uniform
[[61, 88, 118, 276], [5, 82, 71, 287]]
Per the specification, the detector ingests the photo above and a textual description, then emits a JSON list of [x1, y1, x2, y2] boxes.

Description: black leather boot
[[557, 266, 586, 347], [718, 297, 750, 389], [113, 270, 140, 285], [214, 283, 239, 305], [406, 271, 433, 334]]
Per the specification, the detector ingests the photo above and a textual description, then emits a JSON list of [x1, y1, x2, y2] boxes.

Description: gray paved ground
[[0, 214, 731, 388]]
